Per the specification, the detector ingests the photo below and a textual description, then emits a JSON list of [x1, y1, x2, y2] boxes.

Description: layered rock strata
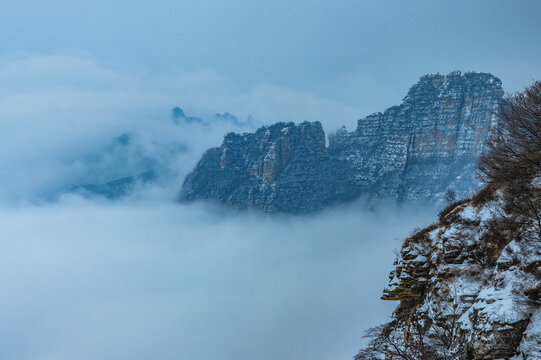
[[181, 71, 504, 213]]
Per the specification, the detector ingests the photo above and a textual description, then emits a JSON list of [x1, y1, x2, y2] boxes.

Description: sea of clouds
[[0, 53, 367, 204], [0, 54, 437, 360]]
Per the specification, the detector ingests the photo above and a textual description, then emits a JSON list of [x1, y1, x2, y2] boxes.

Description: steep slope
[[357, 187, 541, 360], [181, 71, 503, 213]]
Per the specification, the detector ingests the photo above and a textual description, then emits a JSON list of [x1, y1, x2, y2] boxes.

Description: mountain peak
[[181, 72, 504, 213], [171, 106, 205, 125]]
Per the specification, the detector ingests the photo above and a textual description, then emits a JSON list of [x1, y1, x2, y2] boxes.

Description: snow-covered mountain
[[180, 71, 503, 213]]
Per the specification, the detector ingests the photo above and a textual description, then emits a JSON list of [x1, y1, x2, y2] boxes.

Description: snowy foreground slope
[[357, 185, 541, 359]]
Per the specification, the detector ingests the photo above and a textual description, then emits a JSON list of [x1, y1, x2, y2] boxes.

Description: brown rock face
[[381, 242, 431, 301]]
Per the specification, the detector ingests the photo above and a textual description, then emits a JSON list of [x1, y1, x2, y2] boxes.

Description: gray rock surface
[[181, 71, 504, 213]]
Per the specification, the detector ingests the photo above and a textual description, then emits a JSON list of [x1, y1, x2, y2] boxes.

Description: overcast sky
[[2, 0, 540, 118]]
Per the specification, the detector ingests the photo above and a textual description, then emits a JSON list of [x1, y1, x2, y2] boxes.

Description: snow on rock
[[180, 72, 503, 213], [370, 186, 541, 359], [512, 308, 541, 360]]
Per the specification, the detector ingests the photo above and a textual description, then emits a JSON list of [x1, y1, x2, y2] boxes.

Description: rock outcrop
[[181, 121, 351, 213], [357, 186, 541, 360], [181, 71, 504, 213]]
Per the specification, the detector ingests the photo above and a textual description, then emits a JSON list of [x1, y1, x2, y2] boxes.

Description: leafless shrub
[[479, 81, 541, 240], [355, 319, 433, 360], [427, 285, 463, 360], [438, 199, 469, 223], [443, 189, 457, 205], [357, 285, 466, 360], [470, 185, 497, 207], [404, 223, 439, 247], [356, 307, 462, 360], [479, 81, 541, 185]]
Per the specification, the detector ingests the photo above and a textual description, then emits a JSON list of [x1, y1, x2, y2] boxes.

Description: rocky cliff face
[[181, 121, 353, 213], [356, 80, 541, 360], [181, 71, 504, 213], [357, 186, 541, 360]]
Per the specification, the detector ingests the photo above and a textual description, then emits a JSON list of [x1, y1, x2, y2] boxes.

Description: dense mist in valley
[[0, 53, 439, 360], [0, 198, 436, 360]]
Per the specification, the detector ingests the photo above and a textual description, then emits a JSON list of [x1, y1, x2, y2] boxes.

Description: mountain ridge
[[181, 71, 504, 213]]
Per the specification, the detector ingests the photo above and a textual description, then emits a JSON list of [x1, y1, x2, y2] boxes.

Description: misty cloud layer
[[0, 54, 366, 205], [0, 198, 436, 360], [0, 52, 441, 360]]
